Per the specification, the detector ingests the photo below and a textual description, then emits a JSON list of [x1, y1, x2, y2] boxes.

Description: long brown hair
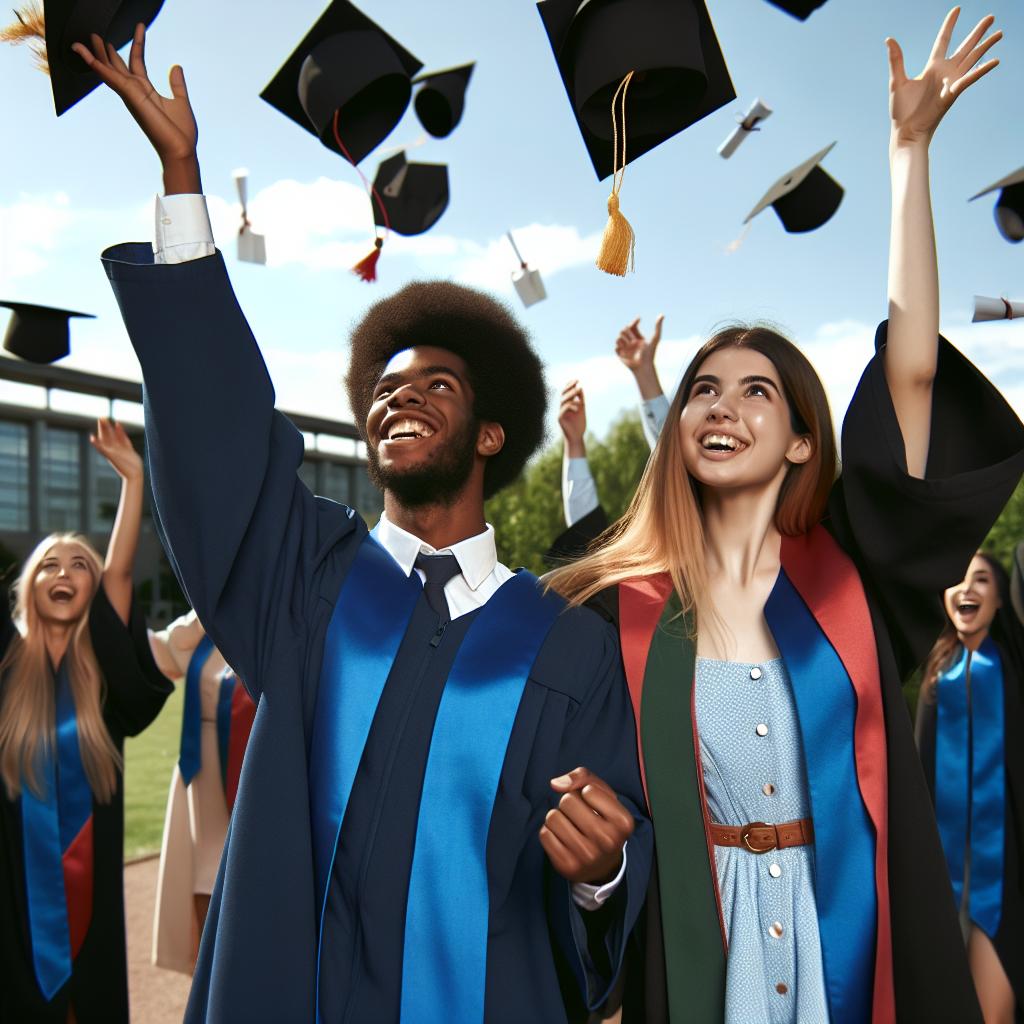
[[546, 325, 838, 613], [920, 551, 1009, 702], [0, 534, 121, 802]]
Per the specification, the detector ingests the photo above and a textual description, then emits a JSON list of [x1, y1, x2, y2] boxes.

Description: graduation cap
[[0, 301, 94, 363], [1, 0, 165, 115], [970, 167, 1024, 243], [233, 169, 267, 265], [372, 151, 449, 236], [744, 142, 843, 233], [507, 231, 547, 308], [764, 0, 828, 20], [413, 63, 474, 138], [536, 0, 735, 181], [972, 296, 1024, 322], [718, 97, 772, 159], [260, 0, 422, 166]]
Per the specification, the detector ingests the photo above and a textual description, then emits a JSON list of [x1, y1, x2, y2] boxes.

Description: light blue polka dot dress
[[694, 657, 831, 1024]]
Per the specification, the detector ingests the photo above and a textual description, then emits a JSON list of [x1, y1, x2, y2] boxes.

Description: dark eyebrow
[[375, 364, 465, 392], [691, 373, 781, 395]]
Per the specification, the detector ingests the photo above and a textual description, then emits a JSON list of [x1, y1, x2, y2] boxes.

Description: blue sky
[[0, 0, 1021, 445]]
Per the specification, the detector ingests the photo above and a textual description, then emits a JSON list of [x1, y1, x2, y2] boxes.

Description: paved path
[[124, 856, 191, 1024]]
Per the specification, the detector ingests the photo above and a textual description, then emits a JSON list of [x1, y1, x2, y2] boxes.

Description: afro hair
[[346, 280, 548, 499]]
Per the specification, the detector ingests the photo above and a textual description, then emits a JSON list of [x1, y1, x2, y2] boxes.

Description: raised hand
[[540, 766, 635, 885], [614, 315, 663, 374], [558, 380, 587, 457], [71, 23, 200, 192], [887, 8, 1001, 148], [89, 418, 143, 483]]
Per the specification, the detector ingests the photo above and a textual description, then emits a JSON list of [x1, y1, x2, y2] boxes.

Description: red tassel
[[352, 237, 383, 282]]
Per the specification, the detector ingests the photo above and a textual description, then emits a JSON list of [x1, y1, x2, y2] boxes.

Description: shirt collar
[[373, 513, 498, 593]]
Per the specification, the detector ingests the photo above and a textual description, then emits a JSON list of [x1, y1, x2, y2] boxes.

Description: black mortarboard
[[970, 167, 1024, 243], [744, 142, 843, 233], [536, 0, 735, 180], [764, 0, 828, 20], [372, 152, 449, 236], [260, 0, 422, 166], [413, 63, 474, 138], [0, 301, 94, 363]]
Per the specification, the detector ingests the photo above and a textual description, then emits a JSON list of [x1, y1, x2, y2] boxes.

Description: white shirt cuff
[[640, 394, 670, 452], [154, 193, 215, 265], [562, 454, 600, 527], [570, 844, 628, 911]]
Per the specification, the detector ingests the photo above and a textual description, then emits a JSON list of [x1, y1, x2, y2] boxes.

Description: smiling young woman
[[917, 553, 1024, 1023], [0, 419, 171, 1024], [547, 10, 1024, 1024]]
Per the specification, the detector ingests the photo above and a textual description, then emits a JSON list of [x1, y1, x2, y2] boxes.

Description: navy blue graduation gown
[[101, 245, 652, 1024]]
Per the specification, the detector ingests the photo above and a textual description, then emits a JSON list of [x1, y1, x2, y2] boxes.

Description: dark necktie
[[414, 552, 461, 624]]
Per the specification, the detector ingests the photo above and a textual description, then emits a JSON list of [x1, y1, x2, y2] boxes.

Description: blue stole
[[308, 532, 563, 1023], [765, 571, 875, 1024], [21, 662, 93, 1000], [215, 668, 239, 794], [179, 634, 215, 784], [935, 638, 1005, 937]]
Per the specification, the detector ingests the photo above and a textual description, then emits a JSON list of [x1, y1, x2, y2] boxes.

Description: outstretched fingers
[[929, 6, 961, 63], [958, 30, 1002, 74], [886, 38, 907, 91], [128, 22, 147, 77], [950, 57, 999, 97], [950, 14, 995, 64]]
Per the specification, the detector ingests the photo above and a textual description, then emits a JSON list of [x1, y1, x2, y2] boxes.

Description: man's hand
[[614, 315, 665, 400], [72, 23, 201, 193], [540, 767, 635, 885], [558, 380, 587, 459]]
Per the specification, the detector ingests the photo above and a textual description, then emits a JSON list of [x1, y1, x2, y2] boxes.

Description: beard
[[366, 416, 480, 508]]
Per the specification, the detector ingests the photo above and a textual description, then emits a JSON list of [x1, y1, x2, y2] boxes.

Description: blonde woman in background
[[0, 418, 171, 1024]]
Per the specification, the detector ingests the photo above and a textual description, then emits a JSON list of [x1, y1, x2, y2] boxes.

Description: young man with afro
[[86, 29, 652, 1024]]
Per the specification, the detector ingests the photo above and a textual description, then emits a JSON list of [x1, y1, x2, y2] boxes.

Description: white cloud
[[0, 192, 75, 288], [207, 177, 599, 289]]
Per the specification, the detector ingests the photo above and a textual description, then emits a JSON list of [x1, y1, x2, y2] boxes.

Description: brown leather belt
[[710, 818, 814, 854]]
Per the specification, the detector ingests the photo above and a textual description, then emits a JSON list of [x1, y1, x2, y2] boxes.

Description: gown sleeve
[[828, 321, 1024, 678], [547, 615, 653, 1013], [91, 582, 173, 739], [101, 246, 360, 699]]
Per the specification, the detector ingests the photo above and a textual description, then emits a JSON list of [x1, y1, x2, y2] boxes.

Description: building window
[[0, 420, 30, 530], [354, 465, 383, 525], [90, 444, 121, 531], [321, 462, 353, 505], [41, 427, 81, 532]]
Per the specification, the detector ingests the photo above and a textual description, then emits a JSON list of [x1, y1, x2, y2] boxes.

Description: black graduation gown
[[916, 627, 1024, 1014], [0, 584, 173, 1024], [549, 324, 1024, 1022], [100, 244, 652, 1024]]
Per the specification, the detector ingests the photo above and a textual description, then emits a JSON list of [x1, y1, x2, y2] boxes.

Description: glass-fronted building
[[0, 357, 382, 627]]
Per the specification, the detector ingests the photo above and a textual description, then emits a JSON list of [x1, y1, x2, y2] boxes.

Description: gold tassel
[[596, 71, 635, 277], [0, 3, 49, 75], [596, 191, 635, 276]]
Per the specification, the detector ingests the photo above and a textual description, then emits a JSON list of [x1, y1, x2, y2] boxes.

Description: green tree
[[984, 476, 1024, 571]]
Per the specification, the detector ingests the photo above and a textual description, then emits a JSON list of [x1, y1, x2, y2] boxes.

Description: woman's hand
[[614, 315, 665, 401], [90, 418, 143, 483], [888, 8, 1001, 149], [71, 23, 200, 192]]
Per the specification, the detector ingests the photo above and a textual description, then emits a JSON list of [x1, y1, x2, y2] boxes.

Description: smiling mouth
[[384, 418, 436, 442], [700, 432, 747, 453], [49, 586, 76, 603], [957, 601, 980, 619]]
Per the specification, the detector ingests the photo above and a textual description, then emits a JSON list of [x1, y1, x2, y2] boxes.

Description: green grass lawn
[[123, 681, 181, 859]]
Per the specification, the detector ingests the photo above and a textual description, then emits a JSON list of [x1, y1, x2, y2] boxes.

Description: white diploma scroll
[[973, 295, 1023, 322], [233, 169, 267, 266], [507, 232, 547, 308], [718, 98, 773, 159]]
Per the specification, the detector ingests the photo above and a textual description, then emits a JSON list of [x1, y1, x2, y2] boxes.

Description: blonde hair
[[547, 325, 838, 614], [0, 534, 121, 802]]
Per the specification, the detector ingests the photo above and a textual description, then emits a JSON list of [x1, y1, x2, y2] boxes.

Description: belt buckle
[[740, 821, 776, 854]]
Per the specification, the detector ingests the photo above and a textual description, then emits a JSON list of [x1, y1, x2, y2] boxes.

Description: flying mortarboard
[[1, 0, 165, 115], [0, 301, 94, 363], [972, 295, 1024, 322], [537, 0, 735, 276], [233, 170, 267, 265], [372, 152, 449, 236], [413, 63, 474, 138], [764, 0, 828, 20], [507, 231, 547, 308], [744, 142, 843, 233], [718, 97, 772, 159], [970, 167, 1024, 243], [260, 0, 423, 166]]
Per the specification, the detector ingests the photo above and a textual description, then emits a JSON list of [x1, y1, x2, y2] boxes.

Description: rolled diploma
[[973, 295, 1024, 322], [718, 98, 773, 159]]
